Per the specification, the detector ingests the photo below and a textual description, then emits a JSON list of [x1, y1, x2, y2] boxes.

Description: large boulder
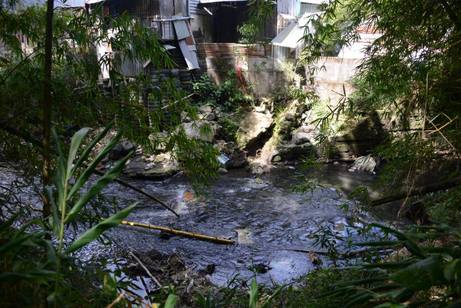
[[334, 111, 387, 157], [198, 104, 216, 121], [182, 121, 220, 143], [109, 140, 136, 161], [236, 111, 273, 152], [272, 142, 316, 162], [291, 125, 318, 145], [124, 153, 179, 179]]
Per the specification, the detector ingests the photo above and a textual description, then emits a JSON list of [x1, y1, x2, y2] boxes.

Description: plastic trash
[[217, 153, 230, 166]]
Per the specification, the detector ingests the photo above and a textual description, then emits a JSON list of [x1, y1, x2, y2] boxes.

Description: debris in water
[[217, 153, 230, 166]]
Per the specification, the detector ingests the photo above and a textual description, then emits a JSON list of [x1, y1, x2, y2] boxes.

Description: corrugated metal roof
[[300, 0, 329, 3], [189, 0, 199, 15], [271, 13, 314, 48], [199, 0, 247, 3]]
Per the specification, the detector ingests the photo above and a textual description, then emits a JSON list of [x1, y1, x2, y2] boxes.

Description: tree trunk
[[41, 0, 54, 218], [371, 176, 461, 207]]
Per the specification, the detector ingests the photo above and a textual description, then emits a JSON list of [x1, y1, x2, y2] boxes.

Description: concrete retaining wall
[[197, 43, 287, 96], [196, 43, 363, 103]]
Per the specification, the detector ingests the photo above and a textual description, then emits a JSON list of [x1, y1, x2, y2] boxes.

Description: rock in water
[[348, 155, 379, 174], [124, 153, 179, 179], [109, 140, 135, 161], [236, 111, 273, 151]]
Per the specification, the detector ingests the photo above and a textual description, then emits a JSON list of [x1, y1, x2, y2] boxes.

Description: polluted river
[[76, 164, 387, 290]]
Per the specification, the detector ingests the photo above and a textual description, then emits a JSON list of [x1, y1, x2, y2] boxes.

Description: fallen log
[[370, 176, 461, 207], [121, 220, 235, 245]]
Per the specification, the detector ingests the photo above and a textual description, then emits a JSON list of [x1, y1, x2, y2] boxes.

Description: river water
[[97, 164, 383, 287]]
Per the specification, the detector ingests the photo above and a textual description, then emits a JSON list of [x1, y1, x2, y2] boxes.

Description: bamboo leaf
[[67, 132, 122, 201], [0, 213, 19, 233], [66, 203, 137, 253], [369, 223, 425, 257], [363, 261, 414, 269], [164, 293, 178, 308], [444, 259, 461, 281], [47, 186, 60, 236], [248, 279, 259, 308], [0, 270, 57, 282], [0, 232, 44, 255], [53, 129, 67, 213], [344, 290, 375, 308], [65, 152, 132, 224], [72, 124, 113, 174], [391, 256, 445, 290], [67, 127, 90, 179], [333, 277, 387, 287]]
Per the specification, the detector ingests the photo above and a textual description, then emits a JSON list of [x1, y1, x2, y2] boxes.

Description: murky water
[[99, 165, 382, 286]]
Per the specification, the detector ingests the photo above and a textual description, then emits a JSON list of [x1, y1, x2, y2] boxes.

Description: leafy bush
[[217, 117, 239, 142], [238, 0, 275, 44], [192, 74, 251, 112]]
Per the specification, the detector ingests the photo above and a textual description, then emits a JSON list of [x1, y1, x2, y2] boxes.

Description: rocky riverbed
[[75, 164, 386, 293]]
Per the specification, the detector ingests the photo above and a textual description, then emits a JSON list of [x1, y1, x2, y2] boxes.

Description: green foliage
[[415, 186, 461, 227], [248, 279, 259, 308], [0, 1, 221, 192], [238, 0, 275, 43], [217, 117, 239, 142], [175, 129, 220, 191], [0, 128, 137, 306], [327, 223, 461, 306], [164, 293, 178, 308], [272, 84, 317, 110], [192, 74, 251, 112], [303, 0, 461, 186], [310, 222, 343, 261], [375, 134, 437, 190], [49, 127, 136, 256], [348, 185, 370, 204], [192, 269, 365, 308], [292, 155, 321, 194], [0, 2, 187, 166], [66, 204, 135, 253]]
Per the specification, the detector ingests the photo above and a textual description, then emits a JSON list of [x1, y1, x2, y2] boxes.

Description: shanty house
[[86, 0, 200, 79], [188, 0, 276, 43]]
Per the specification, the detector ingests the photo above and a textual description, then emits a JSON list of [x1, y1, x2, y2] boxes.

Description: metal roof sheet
[[271, 13, 314, 49], [199, 0, 247, 3]]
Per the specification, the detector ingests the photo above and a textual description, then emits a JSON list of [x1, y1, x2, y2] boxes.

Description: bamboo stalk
[[121, 220, 235, 245]]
